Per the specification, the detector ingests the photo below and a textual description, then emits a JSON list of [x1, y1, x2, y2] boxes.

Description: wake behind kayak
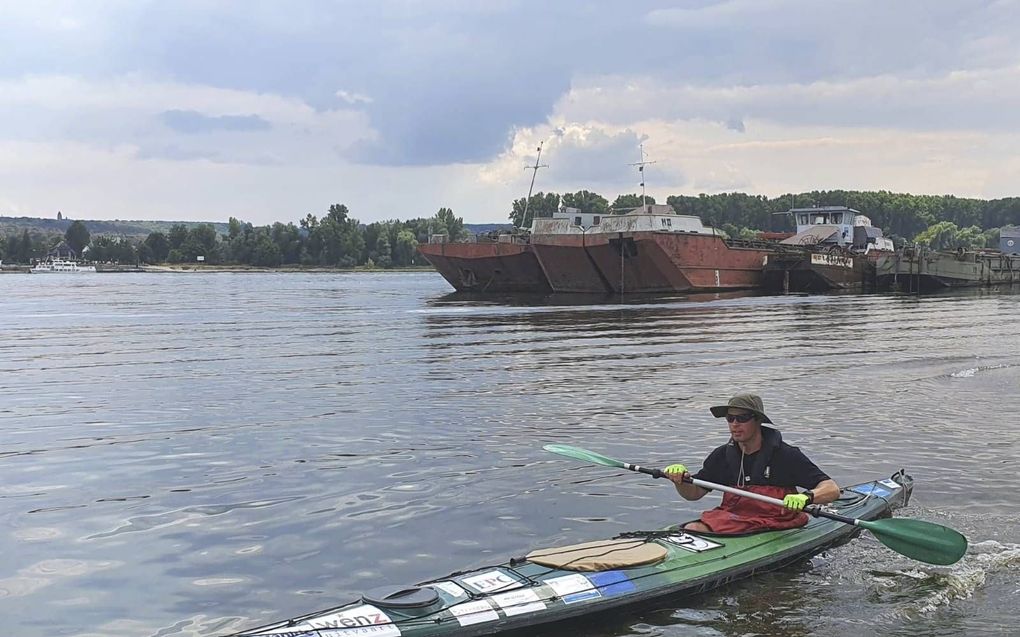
[[232, 473, 912, 637]]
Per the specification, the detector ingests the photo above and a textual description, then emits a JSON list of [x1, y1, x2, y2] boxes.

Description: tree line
[[0, 206, 464, 267], [3, 189, 1019, 265], [513, 189, 1020, 250]]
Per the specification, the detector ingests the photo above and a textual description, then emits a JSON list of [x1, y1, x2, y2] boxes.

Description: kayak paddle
[[543, 443, 968, 566]]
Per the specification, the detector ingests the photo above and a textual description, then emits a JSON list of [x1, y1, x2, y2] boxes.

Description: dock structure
[[874, 247, 1020, 293], [760, 206, 891, 294]]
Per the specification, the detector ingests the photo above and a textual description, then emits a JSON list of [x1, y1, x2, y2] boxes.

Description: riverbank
[[140, 264, 436, 273], [0, 264, 436, 274]]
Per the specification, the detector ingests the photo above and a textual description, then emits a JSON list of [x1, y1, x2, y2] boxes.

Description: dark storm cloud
[[5, 0, 1019, 166]]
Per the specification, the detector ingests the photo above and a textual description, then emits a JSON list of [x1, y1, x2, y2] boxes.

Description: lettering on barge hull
[[810, 253, 853, 268]]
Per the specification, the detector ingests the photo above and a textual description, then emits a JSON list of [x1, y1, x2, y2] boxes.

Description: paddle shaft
[[619, 462, 841, 522], [686, 476, 850, 523], [544, 444, 967, 565]]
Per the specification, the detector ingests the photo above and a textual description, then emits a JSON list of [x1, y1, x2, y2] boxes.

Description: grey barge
[[875, 247, 1020, 292]]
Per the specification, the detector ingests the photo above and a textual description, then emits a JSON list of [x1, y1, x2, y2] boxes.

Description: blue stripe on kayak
[[587, 571, 636, 597]]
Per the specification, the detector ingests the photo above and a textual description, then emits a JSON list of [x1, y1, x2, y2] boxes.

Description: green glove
[[664, 464, 688, 476], [783, 493, 810, 511]]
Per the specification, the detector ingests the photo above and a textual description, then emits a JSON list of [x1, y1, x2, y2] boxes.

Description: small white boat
[[30, 259, 97, 273]]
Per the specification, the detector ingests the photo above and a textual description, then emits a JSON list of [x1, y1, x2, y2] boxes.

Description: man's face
[[726, 409, 759, 442]]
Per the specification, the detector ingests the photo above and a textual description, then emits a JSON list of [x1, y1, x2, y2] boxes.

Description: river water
[[1, 272, 1018, 637]]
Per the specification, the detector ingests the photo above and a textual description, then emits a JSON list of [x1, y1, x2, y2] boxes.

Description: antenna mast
[[628, 142, 656, 211], [520, 141, 549, 229]]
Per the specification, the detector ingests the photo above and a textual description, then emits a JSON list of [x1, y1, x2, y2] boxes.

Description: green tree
[[65, 220, 90, 256], [251, 229, 283, 267], [393, 229, 417, 266], [143, 232, 170, 262], [167, 224, 189, 251], [561, 190, 609, 215], [224, 220, 255, 263], [307, 204, 365, 266], [612, 194, 656, 210], [18, 230, 35, 262], [432, 207, 465, 241], [510, 192, 560, 227], [913, 221, 986, 250], [87, 237, 138, 264], [373, 232, 392, 268], [227, 217, 244, 240], [270, 222, 302, 264], [183, 224, 221, 263]]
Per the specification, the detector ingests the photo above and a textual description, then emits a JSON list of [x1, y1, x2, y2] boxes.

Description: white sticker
[[878, 479, 901, 489], [461, 570, 521, 593], [432, 581, 467, 598], [257, 604, 400, 636], [545, 574, 600, 604], [666, 534, 723, 552], [448, 599, 499, 626], [490, 588, 546, 616]]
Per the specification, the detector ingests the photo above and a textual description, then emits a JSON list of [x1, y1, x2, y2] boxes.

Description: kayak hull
[[235, 474, 912, 637]]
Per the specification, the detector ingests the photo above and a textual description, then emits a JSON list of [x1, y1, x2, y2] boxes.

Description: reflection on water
[[0, 273, 1018, 636]]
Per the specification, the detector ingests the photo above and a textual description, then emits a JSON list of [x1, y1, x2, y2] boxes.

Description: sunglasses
[[725, 413, 755, 423]]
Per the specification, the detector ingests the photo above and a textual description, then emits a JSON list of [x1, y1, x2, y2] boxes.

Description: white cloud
[[0, 74, 376, 166], [2, 1, 1020, 224], [335, 90, 373, 105], [557, 64, 1020, 133]]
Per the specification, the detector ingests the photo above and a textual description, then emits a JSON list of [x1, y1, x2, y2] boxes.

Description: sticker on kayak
[[586, 570, 635, 597], [491, 588, 547, 616], [664, 533, 723, 552], [544, 573, 601, 604], [253, 604, 400, 636], [850, 483, 892, 497], [448, 599, 499, 626], [460, 570, 522, 594], [431, 581, 467, 598], [879, 479, 901, 490]]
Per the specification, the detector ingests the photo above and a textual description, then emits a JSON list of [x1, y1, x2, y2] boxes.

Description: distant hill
[[0, 216, 226, 238], [1, 215, 510, 239]]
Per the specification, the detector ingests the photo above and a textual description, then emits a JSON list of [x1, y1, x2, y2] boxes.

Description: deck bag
[[526, 538, 667, 572]]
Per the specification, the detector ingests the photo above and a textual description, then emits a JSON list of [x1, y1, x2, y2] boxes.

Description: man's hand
[[783, 493, 810, 511], [663, 464, 688, 485]]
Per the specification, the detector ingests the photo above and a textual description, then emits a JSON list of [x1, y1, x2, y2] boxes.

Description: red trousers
[[698, 485, 808, 534]]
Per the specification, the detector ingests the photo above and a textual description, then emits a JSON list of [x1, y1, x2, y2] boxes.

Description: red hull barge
[[417, 237, 551, 293], [583, 231, 767, 294], [419, 206, 773, 295]]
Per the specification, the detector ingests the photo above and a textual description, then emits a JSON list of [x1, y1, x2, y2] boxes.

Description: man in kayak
[[664, 393, 840, 534]]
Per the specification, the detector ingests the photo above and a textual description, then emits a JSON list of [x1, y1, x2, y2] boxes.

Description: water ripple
[[0, 274, 1018, 636]]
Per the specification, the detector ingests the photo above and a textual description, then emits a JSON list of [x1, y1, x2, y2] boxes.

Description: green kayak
[[233, 472, 914, 637]]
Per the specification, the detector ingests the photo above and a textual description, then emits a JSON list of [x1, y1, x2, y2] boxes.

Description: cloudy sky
[[2, 0, 1019, 225]]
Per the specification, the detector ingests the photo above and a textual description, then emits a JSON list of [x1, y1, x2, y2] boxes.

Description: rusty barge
[[875, 247, 1020, 292], [418, 208, 1020, 296], [418, 205, 773, 294], [761, 206, 894, 294]]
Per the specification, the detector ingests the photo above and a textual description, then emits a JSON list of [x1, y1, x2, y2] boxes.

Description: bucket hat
[[709, 393, 773, 424]]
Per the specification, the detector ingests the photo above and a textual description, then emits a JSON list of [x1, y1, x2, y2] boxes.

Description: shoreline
[[1, 264, 436, 274], [139, 264, 436, 273]]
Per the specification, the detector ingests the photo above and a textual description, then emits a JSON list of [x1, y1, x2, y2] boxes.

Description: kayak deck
[[235, 474, 912, 637]]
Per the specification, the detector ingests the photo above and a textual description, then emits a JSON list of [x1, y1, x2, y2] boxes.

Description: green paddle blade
[[543, 444, 625, 469], [858, 517, 968, 565]]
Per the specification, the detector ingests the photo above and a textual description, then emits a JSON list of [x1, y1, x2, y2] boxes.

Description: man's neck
[[738, 432, 763, 454]]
